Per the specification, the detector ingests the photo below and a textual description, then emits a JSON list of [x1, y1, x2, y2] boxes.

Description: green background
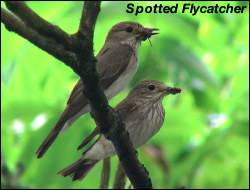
[[1, 1, 249, 189]]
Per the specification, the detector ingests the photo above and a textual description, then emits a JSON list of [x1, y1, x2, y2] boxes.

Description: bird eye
[[148, 85, 155, 91], [125, 26, 133, 33]]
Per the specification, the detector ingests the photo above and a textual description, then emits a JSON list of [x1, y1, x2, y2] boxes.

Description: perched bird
[[36, 21, 159, 158], [58, 80, 181, 181]]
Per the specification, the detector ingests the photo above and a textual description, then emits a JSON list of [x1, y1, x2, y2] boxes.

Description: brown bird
[[58, 80, 181, 181], [36, 22, 159, 158]]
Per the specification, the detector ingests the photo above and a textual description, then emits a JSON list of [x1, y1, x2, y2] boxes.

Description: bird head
[[106, 21, 159, 47], [129, 80, 181, 102]]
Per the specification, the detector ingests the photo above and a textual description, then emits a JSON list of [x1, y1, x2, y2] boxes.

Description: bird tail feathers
[[58, 158, 99, 181], [36, 130, 59, 159]]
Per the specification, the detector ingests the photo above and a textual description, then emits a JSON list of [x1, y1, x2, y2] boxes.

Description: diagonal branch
[[74, 4, 152, 189], [4, 1, 73, 50], [1, 8, 76, 66]]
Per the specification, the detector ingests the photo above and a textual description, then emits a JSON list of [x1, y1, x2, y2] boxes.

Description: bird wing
[[77, 127, 100, 150], [96, 44, 135, 90], [115, 99, 139, 121], [76, 95, 138, 152]]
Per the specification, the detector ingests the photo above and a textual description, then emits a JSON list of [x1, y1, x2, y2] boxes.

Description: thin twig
[[113, 161, 127, 189], [100, 158, 111, 189]]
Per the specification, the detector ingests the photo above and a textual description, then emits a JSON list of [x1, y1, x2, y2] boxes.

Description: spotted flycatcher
[[58, 80, 181, 181], [36, 21, 159, 158]]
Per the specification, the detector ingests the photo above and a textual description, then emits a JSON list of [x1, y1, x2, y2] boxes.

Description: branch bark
[[1, 8, 76, 66], [100, 158, 111, 189], [1, 1, 153, 189], [113, 161, 127, 189], [4, 1, 72, 49]]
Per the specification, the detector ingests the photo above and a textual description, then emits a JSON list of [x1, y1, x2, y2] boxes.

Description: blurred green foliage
[[1, 1, 249, 189]]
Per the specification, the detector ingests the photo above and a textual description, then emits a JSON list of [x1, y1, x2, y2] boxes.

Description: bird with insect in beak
[[58, 80, 181, 181], [36, 21, 159, 158]]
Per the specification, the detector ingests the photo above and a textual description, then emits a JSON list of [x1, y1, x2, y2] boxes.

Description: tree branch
[[78, 1, 100, 38], [71, 3, 153, 188], [1, 8, 76, 66], [100, 158, 110, 189], [4, 1, 73, 49], [1, 1, 153, 189], [113, 161, 127, 189]]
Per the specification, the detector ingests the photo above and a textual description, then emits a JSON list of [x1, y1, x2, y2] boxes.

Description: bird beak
[[141, 27, 159, 41], [162, 87, 181, 95]]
